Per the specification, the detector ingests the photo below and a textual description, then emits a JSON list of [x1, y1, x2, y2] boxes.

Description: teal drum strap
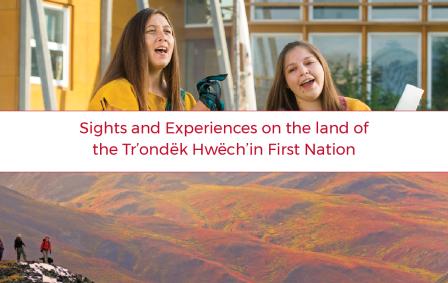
[[165, 89, 187, 111]]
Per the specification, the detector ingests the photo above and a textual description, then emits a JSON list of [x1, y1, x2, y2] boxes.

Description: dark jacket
[[0, 239, 4, 249], [14, 237, 25, 249]]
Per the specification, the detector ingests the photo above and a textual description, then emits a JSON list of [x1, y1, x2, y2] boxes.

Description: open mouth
[[300, 78, 315, 88], [155, 47, 168, 54]]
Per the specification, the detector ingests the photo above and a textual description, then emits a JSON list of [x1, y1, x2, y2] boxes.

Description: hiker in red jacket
[[40, 236, 52, 263]]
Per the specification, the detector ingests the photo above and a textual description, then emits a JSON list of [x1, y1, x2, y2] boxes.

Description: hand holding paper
[[395, 84, 424, 111]]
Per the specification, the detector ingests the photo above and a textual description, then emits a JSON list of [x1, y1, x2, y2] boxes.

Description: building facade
[[183, 0, 448, 110], [1, 0, 447, 110]]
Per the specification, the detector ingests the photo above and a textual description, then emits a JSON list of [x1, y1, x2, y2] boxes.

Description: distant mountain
[[1, 173, 447, 282], [2, 172, 446, 201]]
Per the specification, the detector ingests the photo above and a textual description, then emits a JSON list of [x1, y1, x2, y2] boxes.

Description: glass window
[[252, 0, 301, 21], [369, 34, 420, 110], [313, 7, 359, 20], [429, 0, 448, 21], [184, 39, 223, 96], [253, 0, 298, 3], [429, 34, 448, 110], [369, 0, 420, 21], [45, 8, 64, 43], [429, 3, 448, 21], [185, 0, 233, 25], [370, 7, 420, 20], [31, 49, 64, 81], [369, 0, 419, 3], [431, 7, 448, 20], [252, 34, 301, 109], [313, 0, 358, 3], [309, 34, 361, 98], [311, 0, 359, 20], [31, 4, 69, 87]]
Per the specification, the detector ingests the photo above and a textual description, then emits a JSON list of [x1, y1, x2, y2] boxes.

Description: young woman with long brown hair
[[266, 41, 370, 111], [89, 8, 219, 111]]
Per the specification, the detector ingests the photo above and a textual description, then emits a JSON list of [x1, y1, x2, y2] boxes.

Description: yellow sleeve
[[88, 79, 140, 111], [184, 91, 197, 110], [345, 97, 371, 111]]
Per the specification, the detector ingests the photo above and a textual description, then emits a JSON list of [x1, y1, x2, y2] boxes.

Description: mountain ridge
[[0, 173, 446, 282]]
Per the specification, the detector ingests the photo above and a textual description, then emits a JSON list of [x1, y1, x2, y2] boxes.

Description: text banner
[[0, 111, 446, 172]]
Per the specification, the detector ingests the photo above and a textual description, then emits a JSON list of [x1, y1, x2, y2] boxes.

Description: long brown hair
[[93, 8, 182, 110], [266, 41, 343, 111]]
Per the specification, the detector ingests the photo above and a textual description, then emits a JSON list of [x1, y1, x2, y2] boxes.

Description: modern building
[[1, 0, 447, 110]]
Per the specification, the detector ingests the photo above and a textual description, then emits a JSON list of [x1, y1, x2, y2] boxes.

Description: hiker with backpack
[[14, 234, 27, 262], [40, 236, 52, 263]]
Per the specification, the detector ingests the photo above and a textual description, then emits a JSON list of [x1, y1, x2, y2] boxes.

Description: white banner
[[0, 111, 446, 172]]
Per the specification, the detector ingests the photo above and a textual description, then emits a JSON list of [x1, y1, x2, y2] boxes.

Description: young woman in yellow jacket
[[89, 8, 217, 111], [266, 41, 370, 111]]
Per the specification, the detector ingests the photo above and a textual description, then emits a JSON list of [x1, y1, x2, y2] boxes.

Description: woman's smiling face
[[283, 46, 325, 104], [145, 13, 174, 71]]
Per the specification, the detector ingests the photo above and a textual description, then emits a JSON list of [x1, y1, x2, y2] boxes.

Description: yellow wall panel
[[30, 84, 77, 110], [0, 2, 19, 110], [70, 0, 101, 106], [68, 0, 101, 110], [0, 0, 17, 10], [0, 10, 19, 76], [0, 76, 18, 110]]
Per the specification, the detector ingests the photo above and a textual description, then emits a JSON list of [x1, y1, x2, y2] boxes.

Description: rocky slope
[[0, 261, 93, 283]]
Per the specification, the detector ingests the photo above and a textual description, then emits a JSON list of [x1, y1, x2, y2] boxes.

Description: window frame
[[309, 0, 361, 22], [368, 0, 422, 22], [427, 32, 448, 109], [30, 2, 70, 88], [428, 1, 448, 22], [250, 0, 303, 23]]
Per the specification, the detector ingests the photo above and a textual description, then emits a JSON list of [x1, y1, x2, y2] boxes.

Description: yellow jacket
[[89, 78, 196, 111], [344, 97, 371, 111]]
